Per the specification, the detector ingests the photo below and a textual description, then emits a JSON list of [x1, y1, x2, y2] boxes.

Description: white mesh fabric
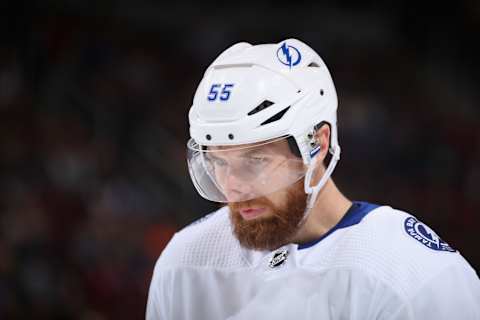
[[303, 206, 465, 300], [159, 206, 250, 270], [148, 205, 480, 320]]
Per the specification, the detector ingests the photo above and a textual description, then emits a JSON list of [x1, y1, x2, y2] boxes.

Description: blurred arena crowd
[[1, 1, 479, 319]]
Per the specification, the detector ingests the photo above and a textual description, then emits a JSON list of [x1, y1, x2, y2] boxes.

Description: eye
[[246, 156, 268, 167], [210, 157, 227, 167]]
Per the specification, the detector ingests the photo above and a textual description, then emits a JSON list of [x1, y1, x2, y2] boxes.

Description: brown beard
[[228, 179, 308, 251]]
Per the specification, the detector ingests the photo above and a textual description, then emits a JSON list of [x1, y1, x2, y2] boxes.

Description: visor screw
[[206, 134, 212, 141], [310, 141, 317, 147], [228, 133, 234, 140], [320, 89, 324, 96]]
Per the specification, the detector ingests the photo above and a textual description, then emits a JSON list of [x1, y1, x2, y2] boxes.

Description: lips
[[239, 207, 266, 220]]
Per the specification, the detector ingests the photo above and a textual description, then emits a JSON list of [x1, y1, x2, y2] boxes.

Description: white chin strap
[[304, 144, 341, 209]]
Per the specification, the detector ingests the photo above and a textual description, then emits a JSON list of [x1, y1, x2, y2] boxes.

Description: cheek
[[264, 189, 289, 210]]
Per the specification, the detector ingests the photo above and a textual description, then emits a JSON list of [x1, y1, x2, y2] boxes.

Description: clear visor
[[187, 136, 307, 203]]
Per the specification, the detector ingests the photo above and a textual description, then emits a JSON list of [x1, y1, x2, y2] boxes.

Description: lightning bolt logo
[[281, 42, 293, 67], [276, 42, 302, 68]]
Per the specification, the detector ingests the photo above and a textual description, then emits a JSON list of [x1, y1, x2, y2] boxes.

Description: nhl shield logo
[[269, 249, 289, 268]]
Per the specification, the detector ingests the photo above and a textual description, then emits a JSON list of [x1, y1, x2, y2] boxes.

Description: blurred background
[[1, 0, 479, 318]]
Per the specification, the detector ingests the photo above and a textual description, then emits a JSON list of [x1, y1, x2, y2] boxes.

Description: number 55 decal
[[207, 84, 234, 101]]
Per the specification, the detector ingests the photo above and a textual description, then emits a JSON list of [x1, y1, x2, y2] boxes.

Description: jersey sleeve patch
[[404, 216, 456, 252]]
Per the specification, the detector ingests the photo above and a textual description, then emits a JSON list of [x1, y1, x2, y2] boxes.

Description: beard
[[228, 179, 308, 251]]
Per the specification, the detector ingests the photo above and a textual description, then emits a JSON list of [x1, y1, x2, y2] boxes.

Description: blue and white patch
[[404, 216, 455, 252], [309, 145, 321, 158], [276, 42, 301, 68]]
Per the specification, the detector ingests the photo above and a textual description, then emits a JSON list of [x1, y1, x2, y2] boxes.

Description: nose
[[222, 171, 253, 202]]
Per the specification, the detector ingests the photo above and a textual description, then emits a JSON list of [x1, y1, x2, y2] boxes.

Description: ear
[[314, 123, 331, 164], [309, 123, 330, 185]]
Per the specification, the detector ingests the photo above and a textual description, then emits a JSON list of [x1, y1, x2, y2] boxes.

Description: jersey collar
[[297, 201, 380, 250]]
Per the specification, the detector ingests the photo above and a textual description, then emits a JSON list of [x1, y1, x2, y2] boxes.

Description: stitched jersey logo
[[404, 216, 455, 252], [276, 42, 301, 68], [269, 249, 289, 268]]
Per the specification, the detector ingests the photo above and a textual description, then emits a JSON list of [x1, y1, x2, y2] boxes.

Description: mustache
[[229, 197, 292, 223], [230, 196, 272, 211]]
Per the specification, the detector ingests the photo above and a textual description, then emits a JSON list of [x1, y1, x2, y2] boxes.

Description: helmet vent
[[248, 100, 274, 116], [260, 107, 290, 126], [308, 62, 320, 67]]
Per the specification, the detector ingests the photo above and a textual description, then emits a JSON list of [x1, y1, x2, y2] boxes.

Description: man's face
[[201, 138, 310, 250], [228, 178, 308, 251], [205, 138, 306, 203]]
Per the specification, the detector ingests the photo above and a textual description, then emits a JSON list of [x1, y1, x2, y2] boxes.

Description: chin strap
[[304, 144, 341, 209]]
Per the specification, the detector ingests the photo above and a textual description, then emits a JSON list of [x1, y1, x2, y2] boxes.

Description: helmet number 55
[[207, 84, 234, 101]]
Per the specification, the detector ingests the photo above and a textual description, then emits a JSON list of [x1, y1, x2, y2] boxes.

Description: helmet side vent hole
[[248, 100, 274, 116], [260, 106, 291, 126], [320, 89, 324, 96], [308, 62, 320, 67]]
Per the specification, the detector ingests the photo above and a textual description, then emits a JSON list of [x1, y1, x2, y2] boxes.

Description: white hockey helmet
[[187, 39, 341, 206]]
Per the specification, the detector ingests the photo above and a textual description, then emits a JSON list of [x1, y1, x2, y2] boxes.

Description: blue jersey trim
[[298, 201, 380, 250]]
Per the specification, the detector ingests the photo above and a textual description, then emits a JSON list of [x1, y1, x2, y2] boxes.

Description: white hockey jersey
[[146, 202, 480, 319]]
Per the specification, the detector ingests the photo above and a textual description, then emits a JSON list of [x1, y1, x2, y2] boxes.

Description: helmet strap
[[297, 144, 340, 227], [304, 144, 341, 209]]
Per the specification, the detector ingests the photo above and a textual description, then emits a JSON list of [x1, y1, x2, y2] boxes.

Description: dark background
[[1, 1, 479, 319]]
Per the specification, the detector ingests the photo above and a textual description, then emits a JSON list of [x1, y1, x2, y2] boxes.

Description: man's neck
[[291, 178, 352, 245]]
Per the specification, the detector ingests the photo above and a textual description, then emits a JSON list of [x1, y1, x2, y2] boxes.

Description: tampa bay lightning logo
[[276, 42, 302, 68], [404, 217, 455, 252]]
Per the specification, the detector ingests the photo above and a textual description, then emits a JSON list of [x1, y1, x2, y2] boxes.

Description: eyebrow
[[241, 149, 269, 158], [206, 149, 272, 161]]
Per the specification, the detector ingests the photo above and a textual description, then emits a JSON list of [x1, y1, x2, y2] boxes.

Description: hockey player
[[146, 39, 480, 319]]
